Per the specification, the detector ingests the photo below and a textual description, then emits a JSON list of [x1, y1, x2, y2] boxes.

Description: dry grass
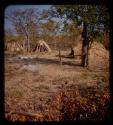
[[5, 42, 110, 121], [5, 84, 110, 121]]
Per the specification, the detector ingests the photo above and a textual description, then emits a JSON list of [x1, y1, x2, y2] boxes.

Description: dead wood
[[59, 49, 62, 65], [16, 42, 24, 51], [5, 110, 44, 118]]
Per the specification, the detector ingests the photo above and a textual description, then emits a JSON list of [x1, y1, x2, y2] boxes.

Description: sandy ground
[[5, 48, 110, 117]]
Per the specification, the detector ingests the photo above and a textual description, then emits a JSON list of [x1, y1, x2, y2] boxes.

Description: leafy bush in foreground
[[45, 84, 110, 121], [5, 84, 110, 121]]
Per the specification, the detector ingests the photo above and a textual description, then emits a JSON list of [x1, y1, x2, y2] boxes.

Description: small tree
[[39, 11, 60, 50], [5, 8, 40, 53]]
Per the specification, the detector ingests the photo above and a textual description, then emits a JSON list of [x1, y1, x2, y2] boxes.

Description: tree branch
[[5, 110, 44, 118]]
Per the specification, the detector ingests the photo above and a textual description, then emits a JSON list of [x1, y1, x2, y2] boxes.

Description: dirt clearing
[[5, 42, 110, 121]]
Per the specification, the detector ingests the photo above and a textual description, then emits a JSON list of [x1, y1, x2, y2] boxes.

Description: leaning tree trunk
[[81, 22, 89, 67]]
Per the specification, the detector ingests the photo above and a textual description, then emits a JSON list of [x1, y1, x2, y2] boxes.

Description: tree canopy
[[49, 5, 109, 67], [51, 5, 109, 35], [5, 5, 109, 58]]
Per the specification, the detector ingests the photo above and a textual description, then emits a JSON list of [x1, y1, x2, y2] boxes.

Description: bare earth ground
[[5, 44, 110, 121]]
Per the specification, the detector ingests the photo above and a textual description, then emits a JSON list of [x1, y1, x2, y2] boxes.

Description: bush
[[45, 84, 110, 121], [5, 84, 110, 121]]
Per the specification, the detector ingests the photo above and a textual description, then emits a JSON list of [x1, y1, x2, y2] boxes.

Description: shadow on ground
[[5, 54, 81, 67]]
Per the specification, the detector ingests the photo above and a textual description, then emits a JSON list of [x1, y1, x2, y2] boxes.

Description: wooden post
[[59, 49, 62, 65]]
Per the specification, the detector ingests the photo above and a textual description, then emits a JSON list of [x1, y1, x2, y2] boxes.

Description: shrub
[[45, 84, 110, 121], [5, 84, 110, 121]]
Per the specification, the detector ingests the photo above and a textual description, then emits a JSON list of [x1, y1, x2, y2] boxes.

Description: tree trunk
[[81, 22, 89, 67], [25, 32, 30, 53], [103, 32, 109, 50], [26, 36, 30, 53]]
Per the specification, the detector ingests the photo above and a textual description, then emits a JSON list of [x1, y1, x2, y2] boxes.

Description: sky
[[4, 5, 52, 30]]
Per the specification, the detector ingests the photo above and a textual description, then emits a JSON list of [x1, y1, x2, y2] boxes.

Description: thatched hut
[[33, 40, 52, 52], [5, 40, 24, 52]]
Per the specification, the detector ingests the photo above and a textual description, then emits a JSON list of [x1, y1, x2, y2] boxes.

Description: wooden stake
[[59, 49, 62, 65]]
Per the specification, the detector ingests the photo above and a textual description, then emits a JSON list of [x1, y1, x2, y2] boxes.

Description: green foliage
[[40, 19, 60, 36], [95, 33, 104, 43], [63, 22, 80, 37], [53, 5, 109, 37], [5, 5, 109, 53]]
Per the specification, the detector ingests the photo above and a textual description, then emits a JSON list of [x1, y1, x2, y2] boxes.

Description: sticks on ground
[[59, 49, 62, 65], [5, 110, 43, 118]]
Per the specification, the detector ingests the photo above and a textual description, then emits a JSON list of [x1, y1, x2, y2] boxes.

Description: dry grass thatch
[[33, 40, 52, 52]]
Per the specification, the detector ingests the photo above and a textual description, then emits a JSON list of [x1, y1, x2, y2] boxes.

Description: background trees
[[5, 8, 40, 52], [39, 19, 60, 49], [5, 5, 109, 66]]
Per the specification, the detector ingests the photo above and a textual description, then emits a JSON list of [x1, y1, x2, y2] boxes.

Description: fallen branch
[[16, 42, 24, 51], [59, 49, 62, 65], [5, 110, 44, 118]]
